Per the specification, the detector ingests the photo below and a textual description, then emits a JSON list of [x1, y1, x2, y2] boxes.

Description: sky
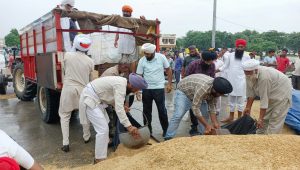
[[0, 0, 299, 38]]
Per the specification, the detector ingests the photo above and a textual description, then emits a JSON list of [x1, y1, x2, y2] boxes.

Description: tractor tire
[[36, 86, 60, 123], [13, 63, 36, 101], [0, 74, 7, 95]]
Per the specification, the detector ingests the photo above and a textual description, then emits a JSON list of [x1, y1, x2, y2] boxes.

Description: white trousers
[[86, 106, 109, 159], [256, 98, 290, 134], [59, 111, 90, 146], [229, 95, 245, 112]]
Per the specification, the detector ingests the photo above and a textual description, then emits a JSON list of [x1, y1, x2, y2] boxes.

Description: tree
[[5, 29, 20, 47]]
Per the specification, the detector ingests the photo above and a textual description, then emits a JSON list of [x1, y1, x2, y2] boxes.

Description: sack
[[222, 115, 257, 134]]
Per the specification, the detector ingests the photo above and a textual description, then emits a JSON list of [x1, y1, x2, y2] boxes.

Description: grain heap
[[89, 135, 300, 170]]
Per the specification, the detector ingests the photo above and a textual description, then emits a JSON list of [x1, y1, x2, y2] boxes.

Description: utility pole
[[212, 0, 217, 48]]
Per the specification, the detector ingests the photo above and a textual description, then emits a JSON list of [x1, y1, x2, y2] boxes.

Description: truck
[[15, 8, 160, 123]]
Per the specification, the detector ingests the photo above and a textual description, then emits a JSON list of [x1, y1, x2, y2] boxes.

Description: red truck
[[14, 8, 160, 123]]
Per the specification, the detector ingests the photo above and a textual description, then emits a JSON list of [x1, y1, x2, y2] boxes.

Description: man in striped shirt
[[164, 74, 233, 140]]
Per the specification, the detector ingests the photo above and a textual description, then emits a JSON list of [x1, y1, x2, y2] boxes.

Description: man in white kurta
[[58, 34, 94, 152], [79, 74, 148, 163], [218, 39, 250, 122], [242, 59, 292, 134]]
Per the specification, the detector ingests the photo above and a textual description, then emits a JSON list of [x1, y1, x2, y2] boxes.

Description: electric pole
[[212, 0, 217, 48]]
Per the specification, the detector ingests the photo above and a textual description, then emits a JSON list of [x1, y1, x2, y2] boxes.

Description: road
[[0, 87, 192, 168]]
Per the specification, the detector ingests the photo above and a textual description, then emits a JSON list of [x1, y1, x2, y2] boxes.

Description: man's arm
[[243, 97, 255, 115], [166, 67, 172, 84], [114, 33, 119, 48], [257, 108, 267, 129]]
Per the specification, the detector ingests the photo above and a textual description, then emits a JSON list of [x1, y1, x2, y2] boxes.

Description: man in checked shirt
[[164, 74, 233, 140]]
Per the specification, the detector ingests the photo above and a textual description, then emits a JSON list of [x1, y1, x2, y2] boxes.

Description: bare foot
[[221, 117, 234, 123]]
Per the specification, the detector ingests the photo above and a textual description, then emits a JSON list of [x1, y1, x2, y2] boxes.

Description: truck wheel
[[37, 86, 60, 123], [13, 63, 36, 101], [0, 75, 7, 95]]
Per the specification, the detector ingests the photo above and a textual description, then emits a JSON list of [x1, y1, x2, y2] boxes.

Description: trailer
[[15, 8, 160, 123]]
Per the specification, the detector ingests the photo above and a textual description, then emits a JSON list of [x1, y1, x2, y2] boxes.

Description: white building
[[0, 38, 5, 48], [160, 34, 176, 49]]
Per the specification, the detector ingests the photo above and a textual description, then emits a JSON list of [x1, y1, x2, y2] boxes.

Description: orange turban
[[235, 39, 247, 47], [122, 5, 133, 13]]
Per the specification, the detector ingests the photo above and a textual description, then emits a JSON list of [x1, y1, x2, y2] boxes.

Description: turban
[[129, 73, 148, 89], [213, 77, 233, 94], [141, 43, 156, 54], [235, 39, 247, 47], [0, 157, 20, 170], [73, 34, 92, 52], [242, 59, 260, 71], [122, 5, 133, 13], [202, 51, 217, 61], [61, 0, 75, 7]]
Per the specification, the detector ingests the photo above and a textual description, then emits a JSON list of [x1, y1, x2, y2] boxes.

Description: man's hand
[[204, 125, 213, 135], [166, 84, 173, 93], [215, 69, 220, 73], [127, 126, 141, 140], [256, 119, 264, 129], [124, 105, 130, 113], [114, 41, 118, 48], [243, 107, 251, 115], [213, 122, 220, 129]]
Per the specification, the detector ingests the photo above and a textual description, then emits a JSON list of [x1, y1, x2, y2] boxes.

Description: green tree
[[5, 29, 20, 47]]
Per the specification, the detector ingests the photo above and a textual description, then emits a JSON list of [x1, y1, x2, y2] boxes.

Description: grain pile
[[0, 94, 16, 100], [69, 135, 300, 170]]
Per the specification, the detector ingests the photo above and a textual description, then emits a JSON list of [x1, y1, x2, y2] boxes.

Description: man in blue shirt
[[136, 43, 173, 136], [263, 49, 277, 69], [174, 51, 183, 87]]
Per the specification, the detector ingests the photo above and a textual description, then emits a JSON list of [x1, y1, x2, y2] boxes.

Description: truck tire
[[36, 86, 60, 123], [13, 63, 36, 101], [0, 74, 7, 95]]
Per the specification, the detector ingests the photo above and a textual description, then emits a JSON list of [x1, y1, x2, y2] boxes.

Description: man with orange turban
[[217, 39, 251, 123], [114, 5, 145, 73]]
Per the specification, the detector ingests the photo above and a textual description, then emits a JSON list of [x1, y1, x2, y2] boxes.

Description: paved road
[[0, 88, 195, 168]]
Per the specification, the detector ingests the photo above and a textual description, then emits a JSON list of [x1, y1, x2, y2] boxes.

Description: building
[[0, 38, 5, 48], [160, 34, 176, 50]]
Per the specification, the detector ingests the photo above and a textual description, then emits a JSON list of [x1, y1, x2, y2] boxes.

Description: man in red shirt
[[276, 48, 290, 73]]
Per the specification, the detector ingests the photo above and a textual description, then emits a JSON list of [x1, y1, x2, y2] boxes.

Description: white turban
[[141, 43, 156, 54], [61, 0, 75, 7], [242, 59, 260, 71], [73, 34, 92, 52]]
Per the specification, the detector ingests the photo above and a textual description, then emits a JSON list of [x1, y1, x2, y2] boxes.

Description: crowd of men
[[1, 0, 300, 168]]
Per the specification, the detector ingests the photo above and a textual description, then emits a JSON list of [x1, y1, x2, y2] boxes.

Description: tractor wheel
[[0, 74, 7, 95], [36, 86, 60, 123], [13, 63, 36, 101]]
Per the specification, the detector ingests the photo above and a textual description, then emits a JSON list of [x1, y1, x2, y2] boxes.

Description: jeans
[[142, 88, 169, 134], [165, 90, 209, 139], [174, 70, 181, 86]]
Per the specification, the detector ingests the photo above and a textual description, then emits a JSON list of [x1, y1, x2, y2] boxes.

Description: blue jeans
[[165, 90, 209, 139], [174, 70, 181, 86]]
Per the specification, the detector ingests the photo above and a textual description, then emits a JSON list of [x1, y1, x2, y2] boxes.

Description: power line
[[216, 16, 264, 32]]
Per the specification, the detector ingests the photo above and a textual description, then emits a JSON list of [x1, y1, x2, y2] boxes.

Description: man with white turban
[[58, 34, 94, 152], [79, 73, 148, 163], [136, 43, 173, 137], [59, 0, 79, 52], [242, 59, 292, 134]]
